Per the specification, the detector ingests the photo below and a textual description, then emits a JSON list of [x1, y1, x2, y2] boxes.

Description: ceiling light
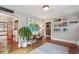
[[42, 5, 49, 11]]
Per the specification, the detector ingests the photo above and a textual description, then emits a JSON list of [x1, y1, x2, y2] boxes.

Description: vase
[[21, 40, 28, 48]]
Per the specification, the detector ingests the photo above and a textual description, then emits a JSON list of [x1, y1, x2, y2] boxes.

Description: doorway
[[0, 13, 18, 52], [45, 22, 51, 40]]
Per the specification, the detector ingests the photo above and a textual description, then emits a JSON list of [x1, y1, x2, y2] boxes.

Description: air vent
[[0, 7, 14, 13]]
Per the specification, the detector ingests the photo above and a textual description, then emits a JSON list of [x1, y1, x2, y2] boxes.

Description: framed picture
[[54, 18, 61, 22], [58, 22, 67, 26], [63, 28, 68, 32], [54, 28, 61, 31]]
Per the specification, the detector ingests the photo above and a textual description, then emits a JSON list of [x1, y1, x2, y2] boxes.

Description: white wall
[[52, 13, 79, 42], [14, 11, 27, 29], [14, 11, 42, 29]]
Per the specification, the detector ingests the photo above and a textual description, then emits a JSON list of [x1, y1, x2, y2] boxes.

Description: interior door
[[46, 22, 51, 39], [7, 21, 13, 43], [7, 21, 18, 51]]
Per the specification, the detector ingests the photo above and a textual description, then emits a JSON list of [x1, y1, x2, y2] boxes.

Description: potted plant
[[19, 27, 32, 48]]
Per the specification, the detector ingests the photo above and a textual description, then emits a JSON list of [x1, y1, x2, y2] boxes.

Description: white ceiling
[[2, 5, 79, 19]]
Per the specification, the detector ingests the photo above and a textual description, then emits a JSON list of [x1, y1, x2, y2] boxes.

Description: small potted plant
[[19, 27, 32, 48]]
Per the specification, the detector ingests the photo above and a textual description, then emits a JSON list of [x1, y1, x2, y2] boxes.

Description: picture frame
[[54, 28, 61, 31], [63, 28, 68, 32]]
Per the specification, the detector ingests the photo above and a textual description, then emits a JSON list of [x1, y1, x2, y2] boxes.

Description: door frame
[[44, 20, 53, 39]]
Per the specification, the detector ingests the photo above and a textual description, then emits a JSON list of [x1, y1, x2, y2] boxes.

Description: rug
[[28, 43, 68, 54]]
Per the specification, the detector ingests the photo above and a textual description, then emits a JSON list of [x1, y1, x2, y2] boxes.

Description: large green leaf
[[19, 27, 32, 40]]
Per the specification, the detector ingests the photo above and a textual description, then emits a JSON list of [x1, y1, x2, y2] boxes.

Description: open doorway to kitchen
[[45, 22, 51, 40]]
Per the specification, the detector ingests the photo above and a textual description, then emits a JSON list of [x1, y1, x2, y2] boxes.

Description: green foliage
[[19, 27, 32, 40]]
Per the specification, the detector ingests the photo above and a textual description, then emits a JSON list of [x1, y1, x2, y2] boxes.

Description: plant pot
[[21, 40, 28, 48]]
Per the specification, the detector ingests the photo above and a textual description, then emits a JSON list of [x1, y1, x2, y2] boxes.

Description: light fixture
[[42, 5, 49, 11]]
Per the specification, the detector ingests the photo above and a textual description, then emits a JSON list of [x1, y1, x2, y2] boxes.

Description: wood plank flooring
[[8, 38, 78, 54], [8, 40, 45, 54], [47, 39, 78, 54]]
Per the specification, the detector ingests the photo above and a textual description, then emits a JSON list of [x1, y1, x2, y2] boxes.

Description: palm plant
[[19, 27, 32, 41]]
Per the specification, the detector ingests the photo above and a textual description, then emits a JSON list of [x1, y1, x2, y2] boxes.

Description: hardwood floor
[[8, 40, 45, 54], [47, 39, 78, 54], [8, 38, 78, 54], [8, 41, 18, 52]]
